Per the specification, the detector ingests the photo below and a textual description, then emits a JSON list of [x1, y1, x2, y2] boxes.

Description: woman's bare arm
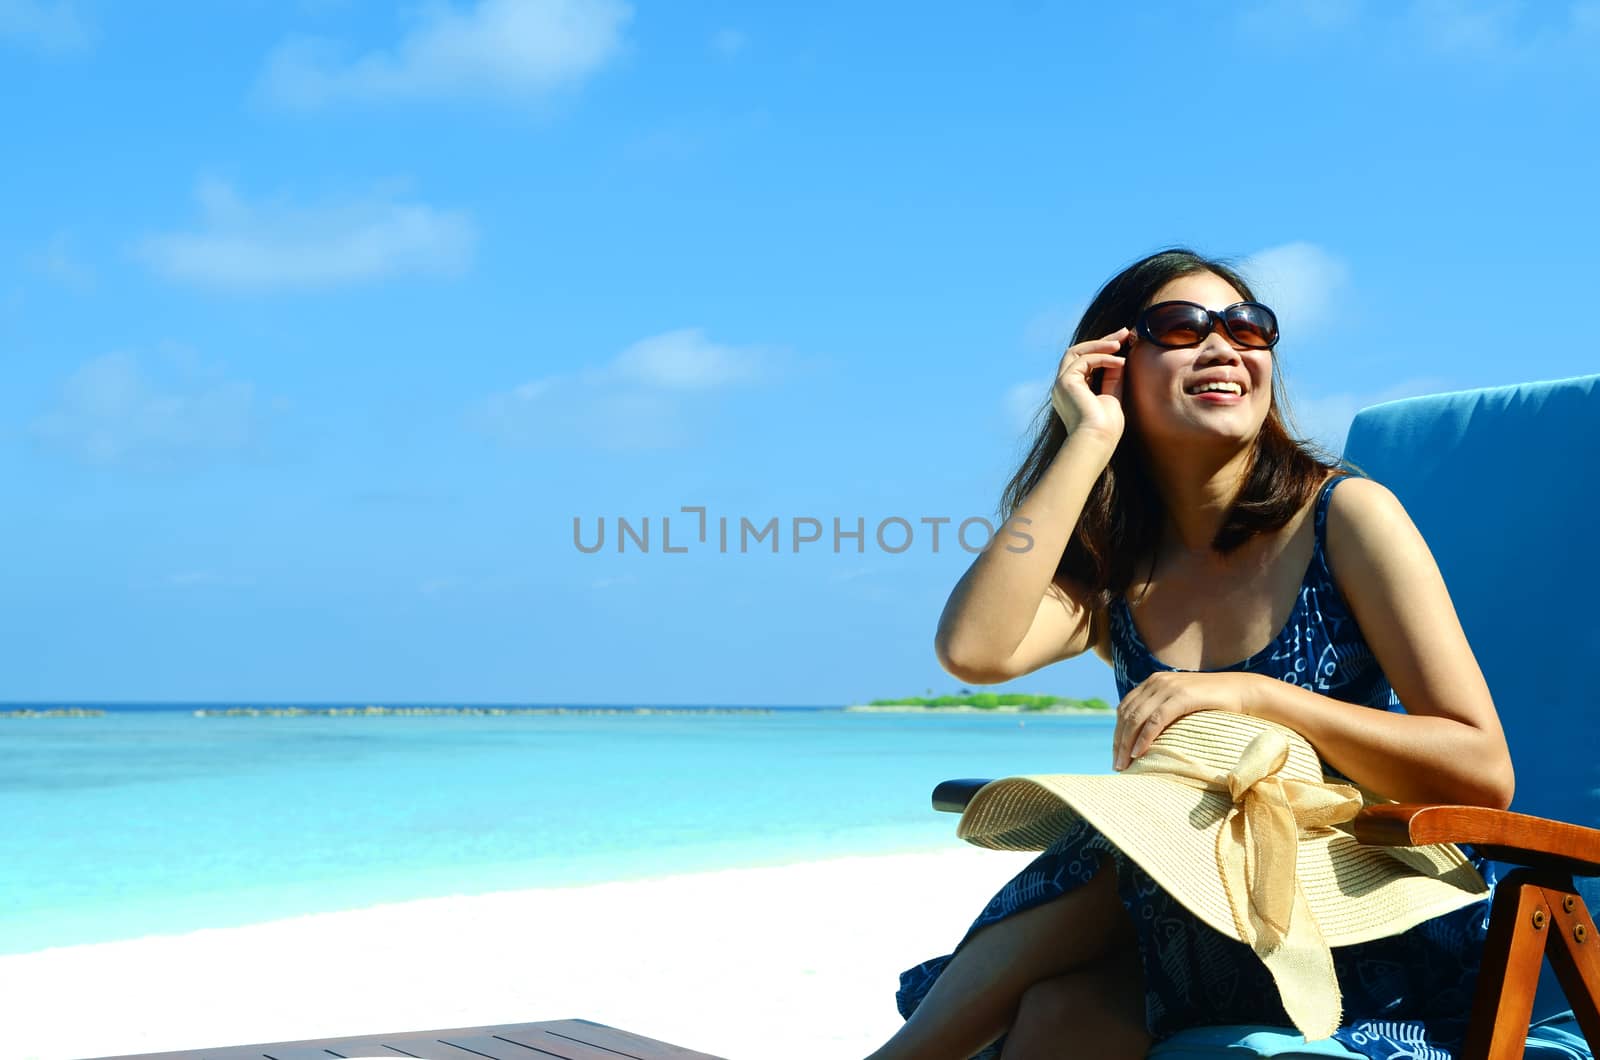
[[1242, 476, 1514, 809], [935, 433, 1114, 684]]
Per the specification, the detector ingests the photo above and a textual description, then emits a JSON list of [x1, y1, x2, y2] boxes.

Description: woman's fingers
[[1059, 330, 1129, 366], [1052, 329, 1130, 440], [1062, 350, 1127, 374], [1130, 711, 1164, 763], [1116, 705, 1163, 771], [1097, 354, 1125, 401], [1112, 688, 1142, 770], [1056, 331, 1128, 384], [1114, 681, 1180, 770]]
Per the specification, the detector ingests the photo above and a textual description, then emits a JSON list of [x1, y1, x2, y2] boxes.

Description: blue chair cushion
[[1148, 1025, 1362, 1057], [1343, 372, 1600, 1025], [1149, 1013, 1591, 1058]]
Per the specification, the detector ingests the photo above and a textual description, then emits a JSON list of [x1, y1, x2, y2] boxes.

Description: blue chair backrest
[[1341, 373, 1600, 1022]]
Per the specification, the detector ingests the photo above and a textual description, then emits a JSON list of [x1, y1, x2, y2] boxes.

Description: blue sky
[[1, 0, 1595, 706]]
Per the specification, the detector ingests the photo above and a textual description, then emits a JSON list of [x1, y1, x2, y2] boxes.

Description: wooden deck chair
[[932, 373, 1600, 1059]]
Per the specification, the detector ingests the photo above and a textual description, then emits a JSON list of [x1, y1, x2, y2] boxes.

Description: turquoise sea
[[1, 703, 1116, 956]]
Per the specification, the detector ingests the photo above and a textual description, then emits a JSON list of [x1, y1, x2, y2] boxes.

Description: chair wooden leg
[[1462, 870, 1556, 1060], [1545, 882, 1600, 1048], [1461, 870, 1600, 1060]]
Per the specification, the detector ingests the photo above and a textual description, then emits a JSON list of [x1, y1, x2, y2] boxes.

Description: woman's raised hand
[[1050, 327, 1129, 448]]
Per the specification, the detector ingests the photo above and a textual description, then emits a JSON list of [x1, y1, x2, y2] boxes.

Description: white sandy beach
[[1, 846, 1042, 1060]]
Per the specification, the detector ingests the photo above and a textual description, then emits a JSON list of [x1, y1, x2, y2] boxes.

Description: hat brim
[[958, 772, 1488, 947]]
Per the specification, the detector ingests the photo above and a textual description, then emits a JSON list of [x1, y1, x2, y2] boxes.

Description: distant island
[[845, 694, 1110, 715]]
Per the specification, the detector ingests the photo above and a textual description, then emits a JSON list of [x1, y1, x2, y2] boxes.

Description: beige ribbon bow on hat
[[1125, 728, 1364, 1040]]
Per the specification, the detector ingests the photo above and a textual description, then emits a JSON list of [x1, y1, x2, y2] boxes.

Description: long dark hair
[[1001, 246, 1341, 610]]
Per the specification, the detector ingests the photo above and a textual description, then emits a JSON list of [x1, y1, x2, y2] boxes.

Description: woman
[[866, 248, 1515, 1060]]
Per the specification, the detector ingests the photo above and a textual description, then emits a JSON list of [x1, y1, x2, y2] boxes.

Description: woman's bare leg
[[999, 921, 1150, 1060], [864, 854, 1130, 1060]]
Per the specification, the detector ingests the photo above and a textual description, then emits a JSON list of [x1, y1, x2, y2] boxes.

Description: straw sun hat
[[956, 709, 1489, 1041]]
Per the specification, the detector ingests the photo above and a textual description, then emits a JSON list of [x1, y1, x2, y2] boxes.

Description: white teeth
[[1189, 381, 1242, 395]]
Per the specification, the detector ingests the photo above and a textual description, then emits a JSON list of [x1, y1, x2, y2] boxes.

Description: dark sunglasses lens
[[1225, 304, 1278, 347], [1144, 303, 1211, 346]]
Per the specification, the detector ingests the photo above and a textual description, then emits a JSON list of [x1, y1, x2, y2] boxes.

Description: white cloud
[[259, 0, 632, 108], [30, 351, 274, 470], [1237, 242, 1350, 341], [710, 27, 746, 57], [136, 178, 476, 292], [473, 328, 767, 450], [589, 328, 764, 390], [0, 0, 90, 53], [1284, 377, 1451, 455]]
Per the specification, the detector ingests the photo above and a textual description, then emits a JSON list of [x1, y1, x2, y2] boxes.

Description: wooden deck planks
[[78, 1019, 728, 1060], [418, 1031, 630, 1059], [486, 1027, 655, 1059], [409, 1033, 562, 1058], [508, 1022, 725, 1060]]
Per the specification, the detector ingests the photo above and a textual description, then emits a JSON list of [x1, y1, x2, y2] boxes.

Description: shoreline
[[844, 704, 1112, 715], [0, 846, 1040, 1060]]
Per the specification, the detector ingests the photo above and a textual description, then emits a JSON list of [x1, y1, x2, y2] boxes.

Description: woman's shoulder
[[1323, 473, 1412, 544], [1320, 472, 1430, 587]]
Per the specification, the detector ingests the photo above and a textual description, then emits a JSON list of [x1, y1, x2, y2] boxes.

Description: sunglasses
[[1134, 300, 1279, 350]]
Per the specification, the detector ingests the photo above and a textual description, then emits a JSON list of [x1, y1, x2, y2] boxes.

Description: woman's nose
[[1197, 333, 1247, 360]]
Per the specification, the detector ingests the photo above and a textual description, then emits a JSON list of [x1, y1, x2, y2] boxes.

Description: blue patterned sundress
[[896, 473, 1502, 1060]]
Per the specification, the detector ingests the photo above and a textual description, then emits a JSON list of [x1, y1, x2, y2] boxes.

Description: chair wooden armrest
[[932, 778, 990, 813], [929, 780, 1600, 1059], [1349, 803, 1600, 877]]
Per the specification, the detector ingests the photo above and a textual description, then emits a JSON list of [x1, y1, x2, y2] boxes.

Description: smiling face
[[1125, 271, 1275, 452]]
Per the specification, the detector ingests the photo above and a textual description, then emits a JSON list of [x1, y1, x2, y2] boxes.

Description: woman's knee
[[953, 851, 1129, 975]]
